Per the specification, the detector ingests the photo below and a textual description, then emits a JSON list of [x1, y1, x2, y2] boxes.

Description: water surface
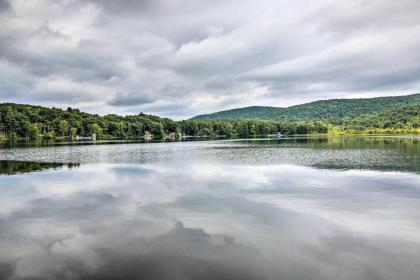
[[0, 136, 419, 280]]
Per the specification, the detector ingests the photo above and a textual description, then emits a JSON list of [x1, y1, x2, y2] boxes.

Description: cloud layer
[[1, 0, 420, 118]]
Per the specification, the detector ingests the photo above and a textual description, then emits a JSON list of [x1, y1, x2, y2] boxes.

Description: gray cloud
[[1, 0, 420, 117], [108, 91, 157, 106], [0, 0, 10, 12]]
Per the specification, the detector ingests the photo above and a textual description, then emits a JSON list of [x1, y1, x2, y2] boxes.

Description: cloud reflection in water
[[0, 163, 419, 280]]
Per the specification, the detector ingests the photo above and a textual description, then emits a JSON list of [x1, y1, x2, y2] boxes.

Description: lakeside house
[[165, 132, 182, 140], [144, 131, 152, 140], [76, 133, 96, 141]]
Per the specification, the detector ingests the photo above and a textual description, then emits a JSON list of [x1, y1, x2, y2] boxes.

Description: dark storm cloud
[[1, 0, 420, 117]]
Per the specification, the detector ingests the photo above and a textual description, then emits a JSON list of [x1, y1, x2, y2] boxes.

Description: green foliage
[[0, 103, 331, 140], [334, 105, 420, 133], [90, 123, 103, 139], [2, 98, 418, 141], [0, 160, 64, 175], [70, 127, 77, 138], [28, 124, 40, 140], [192, 93, 420, 121]]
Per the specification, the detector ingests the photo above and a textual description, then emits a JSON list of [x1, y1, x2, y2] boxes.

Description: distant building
[[165, 132, 179, 140], [144, 131, 152, 140], [75, 133, 96, 141]]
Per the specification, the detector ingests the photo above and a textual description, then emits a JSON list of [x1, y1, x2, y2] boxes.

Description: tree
[[28, 124, 40, 139], [70, 127, 78, 138], [150, 122, 164, 139], [90, 123, 103, 139], [3, 107, 19, 138], [58, 120, 69, 137]]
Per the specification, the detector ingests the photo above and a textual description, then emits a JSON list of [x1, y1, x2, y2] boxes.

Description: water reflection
[[1, 136, 420, 173], [0, 160, 79, 175], [0, 162, 419, 280]]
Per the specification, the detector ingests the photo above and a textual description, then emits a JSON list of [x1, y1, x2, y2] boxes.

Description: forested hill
[[1, 97, 420, 141], [0, 103, 175, 140], [192, 93, 420, 121]]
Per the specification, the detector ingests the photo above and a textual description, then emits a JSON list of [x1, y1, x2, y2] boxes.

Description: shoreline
[[1, 133, 419, 148]]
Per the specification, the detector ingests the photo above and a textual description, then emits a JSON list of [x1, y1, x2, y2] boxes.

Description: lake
[[0, 136, 420, 280]]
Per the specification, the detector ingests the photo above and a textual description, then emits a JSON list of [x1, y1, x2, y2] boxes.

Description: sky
[[0, 0, 420, 119]]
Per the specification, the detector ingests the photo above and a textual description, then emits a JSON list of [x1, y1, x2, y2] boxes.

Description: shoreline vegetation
[[1, 102, 420, 142]]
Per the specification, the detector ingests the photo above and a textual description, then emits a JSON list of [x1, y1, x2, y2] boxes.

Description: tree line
[[330, 105, 420, 134], [1, 103, 419, 141], [0, 103, 329, 140]]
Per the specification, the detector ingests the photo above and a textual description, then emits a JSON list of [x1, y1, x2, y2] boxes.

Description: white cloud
[[1, 0, 419, 118]]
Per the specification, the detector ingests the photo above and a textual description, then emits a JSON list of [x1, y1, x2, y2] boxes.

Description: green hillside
[[337, 104, 420, 130], [192, 93, 420, 121], [1, 95, 420, 141]]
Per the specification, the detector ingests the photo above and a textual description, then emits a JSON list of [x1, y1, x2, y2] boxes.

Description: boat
[[268, 132, 283, 138]]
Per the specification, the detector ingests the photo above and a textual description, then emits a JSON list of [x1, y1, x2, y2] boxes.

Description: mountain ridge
[[191, 93, 420, 121]]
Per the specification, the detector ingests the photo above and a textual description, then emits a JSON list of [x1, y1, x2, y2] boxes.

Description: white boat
[[269, 132, 283, 138]]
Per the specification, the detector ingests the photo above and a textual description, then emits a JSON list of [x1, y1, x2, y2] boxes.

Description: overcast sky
[[1, 0, 420, 118]]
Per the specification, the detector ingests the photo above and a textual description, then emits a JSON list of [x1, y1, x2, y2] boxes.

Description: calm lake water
[[0, 136, 420, 280]]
